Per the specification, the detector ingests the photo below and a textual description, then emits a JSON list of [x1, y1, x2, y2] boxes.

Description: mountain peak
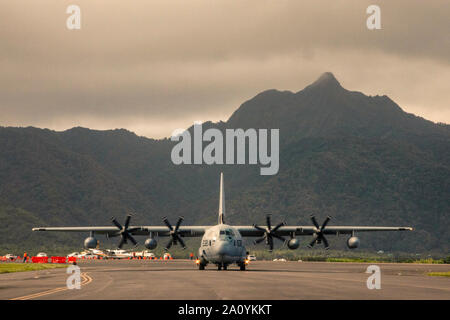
[[310, 72, 342, 88]]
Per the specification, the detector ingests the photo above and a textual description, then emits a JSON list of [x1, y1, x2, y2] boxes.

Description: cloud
[[0, 0, 449, 137]]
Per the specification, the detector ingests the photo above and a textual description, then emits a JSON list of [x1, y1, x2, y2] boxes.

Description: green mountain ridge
[[1, 73, 449, 253]]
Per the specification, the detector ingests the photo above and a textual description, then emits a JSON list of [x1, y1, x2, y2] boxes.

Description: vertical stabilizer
[[218, 172, 225, 224]]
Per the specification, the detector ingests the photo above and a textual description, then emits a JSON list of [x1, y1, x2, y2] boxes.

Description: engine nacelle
[[144, 238, 157, 250], [84, 236, 98, 249], [287, 238, 300, 250], [347, 236, 360, 249]]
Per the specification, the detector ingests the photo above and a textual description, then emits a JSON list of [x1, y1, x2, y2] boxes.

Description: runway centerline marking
[[10, 272, 92, 300]]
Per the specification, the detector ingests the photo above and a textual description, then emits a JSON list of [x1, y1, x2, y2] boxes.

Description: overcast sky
[[1, 0, 449, 138]]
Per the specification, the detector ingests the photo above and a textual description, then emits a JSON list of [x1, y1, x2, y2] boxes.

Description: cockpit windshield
[[219, 229, 234, 240]]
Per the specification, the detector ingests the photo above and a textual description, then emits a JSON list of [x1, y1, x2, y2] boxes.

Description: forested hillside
[[1, 73, 448, 253]]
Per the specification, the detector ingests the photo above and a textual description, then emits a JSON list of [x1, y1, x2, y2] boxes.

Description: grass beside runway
[[250, 249, 450, 264], [427, 271, 450, 277], [0, 263, 67, 274], [325, 257, 448, 264]]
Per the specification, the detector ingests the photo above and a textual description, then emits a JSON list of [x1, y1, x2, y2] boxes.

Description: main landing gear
[[197, 258, 207, 270], [199, 262, 245, 271]]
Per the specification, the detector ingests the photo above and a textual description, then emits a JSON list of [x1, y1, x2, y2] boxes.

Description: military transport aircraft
[[33, 173, 413, 270]]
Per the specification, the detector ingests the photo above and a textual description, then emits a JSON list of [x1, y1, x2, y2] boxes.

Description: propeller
[[253, 214, 286, 251], [111, 214, 139, 249], [307, 215, 331, 250], [162, 216, 186, 250]]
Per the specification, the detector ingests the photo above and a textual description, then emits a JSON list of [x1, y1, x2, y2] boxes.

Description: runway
[[1, 260, 449, 300]]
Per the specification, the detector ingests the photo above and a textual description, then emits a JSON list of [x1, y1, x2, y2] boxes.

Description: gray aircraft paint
[[198, 173, 247, 267], [32, 173, 413, 270], [198, 224, 246, 266]]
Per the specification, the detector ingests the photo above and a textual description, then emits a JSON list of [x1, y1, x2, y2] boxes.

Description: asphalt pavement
[[1, 260, 449, 300]]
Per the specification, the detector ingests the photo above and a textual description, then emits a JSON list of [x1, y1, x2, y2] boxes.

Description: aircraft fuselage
[[198, 223, 247, 268]]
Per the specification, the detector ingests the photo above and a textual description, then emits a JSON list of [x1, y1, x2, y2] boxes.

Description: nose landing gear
[[217, 264, 228, 270]]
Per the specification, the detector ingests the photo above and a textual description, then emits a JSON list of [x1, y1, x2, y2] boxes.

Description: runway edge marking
[[10, 272, 93, 300]]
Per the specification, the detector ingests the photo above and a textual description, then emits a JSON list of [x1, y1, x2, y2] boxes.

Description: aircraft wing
[[235, 226, 413, 237], [31, 174, 414, 251], [32, 226, 208, 237], [33, 227, 126, 235], [33, 225, 412, 237]]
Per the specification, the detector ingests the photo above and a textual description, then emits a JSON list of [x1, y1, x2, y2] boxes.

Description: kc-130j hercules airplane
[[33, 173, 413, 270]]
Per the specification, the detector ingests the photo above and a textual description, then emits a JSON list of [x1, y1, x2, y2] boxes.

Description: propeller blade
[[126, 233, 138, 246], [175, 216, 184, 232], [165, 239, 173, 250], [161, 217, 186, 249], [321, 216, 331, 230], [254, 237, 266, 244], [310, 215, 320, 229], [176, 235, 187, 249], [308, 237, 316, 248], [268, 237, 274, 251], [254, 216, 287, 251], [322, 236, 329, 249], [124, 214, 131, 229], [118, 236, 126, 249], [266, 215, 272, 230], [272, 221, 286, 233], [253, 224, 266, 232], [111, 217, 122, 230], [162, 217, 172, 230]]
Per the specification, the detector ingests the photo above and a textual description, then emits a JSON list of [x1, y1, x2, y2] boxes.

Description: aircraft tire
[[239, 264, 246, 271]]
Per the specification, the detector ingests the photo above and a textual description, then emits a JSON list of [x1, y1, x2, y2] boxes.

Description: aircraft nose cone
[[217, 242, 228, 256]]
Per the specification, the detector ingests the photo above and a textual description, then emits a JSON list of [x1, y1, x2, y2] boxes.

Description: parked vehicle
[[66, 252, 81, 258], [78, 252, 97, 259], [134, 250, 156, 258], [4, 254, 17, 260], [106, 249, 132, 259], [273, 258, 287, 262]]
